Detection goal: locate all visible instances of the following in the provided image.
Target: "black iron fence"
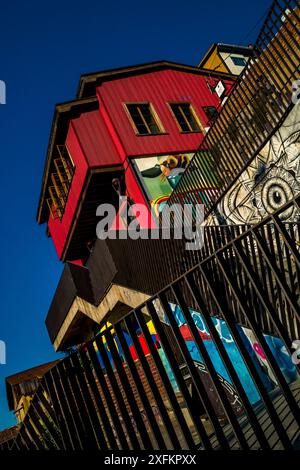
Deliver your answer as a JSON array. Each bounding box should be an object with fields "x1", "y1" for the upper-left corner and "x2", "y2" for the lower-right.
[
  {"x1": 10, "y1": 195, "x2": 300, "y2": 450},
  {"x1": 46, "y1": 209, "x2": 300, "y2": 348},
  {"x1": 45, "y1": 223, "x2": 249, "y2": 345},
  {"x1": 168, "y1": 0, "x2": 300, "y2": 218}
]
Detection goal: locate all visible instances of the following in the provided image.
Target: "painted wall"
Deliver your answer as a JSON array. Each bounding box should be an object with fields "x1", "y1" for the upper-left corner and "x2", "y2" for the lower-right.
[
  {"x1": 48, "y1": 69, "x2": 234, "y2": 259},
  {"x1": 133, "y1": 153, "x2": 194, "y2": 215},
  {"x1": 200, "y1": 47, "x2": 228, "y2": 74},
  {"x1": 91, "y1": 302, "x2": 298, "y2": 420},
  {"x1": 97, "y1": 70, "x2": 233, "y2": 157},
  {"x1": 219, "y1": 52, "x2": 249, "y2": 75},
  {"x1": 242, "y1": 327, "x2": 299, "y2": 386},
  {"x1": 164, "y1": 303, "x2": 274, "y2": 407},
  {"x1": 48, "y1": 110, "x2": 122, "y2": 259},
  {"x1": 210, "y1": 104, "x2": 300, "y2": 225}
]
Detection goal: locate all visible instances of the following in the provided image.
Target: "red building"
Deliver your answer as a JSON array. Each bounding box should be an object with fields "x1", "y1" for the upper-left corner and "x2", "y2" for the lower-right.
[{"x1": 37, "y1": 61, "x2": 235, "y2": 263}]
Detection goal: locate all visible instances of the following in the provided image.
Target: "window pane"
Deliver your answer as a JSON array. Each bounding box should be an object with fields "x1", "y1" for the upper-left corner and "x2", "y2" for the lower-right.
[
  {"x1": 203, "y1": 106, "x2": 218, "y2": 122},
  {"x1": 140, "y1": 104, "x2": 160, "y2": 134},
  {"x1": 127, "y1": 104, "x2": 161, "y2": 135},
  {"x1": 231, "y1": 56, "x2": 247, "y2": 66},
  {"x1": 171, "y1": 103, "x2": 200, "y2": 132}
]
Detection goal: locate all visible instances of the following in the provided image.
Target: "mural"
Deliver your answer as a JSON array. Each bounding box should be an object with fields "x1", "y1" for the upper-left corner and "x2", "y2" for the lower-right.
[
  {"x1": 89, "y1": 303, "x2": 298, "y2": 422},
  {"x1": 242, "y1": 327, "x2": 299, "y2": 386},
  {"x1": 212, "y1": 104, "x2": 300, "y2": 225},
  {"x1": 133, "y1": 153, "x2": 192, "y2": 215},
  {"x1": 164, "y1": 303, "x2": 273, "y2": 408}
]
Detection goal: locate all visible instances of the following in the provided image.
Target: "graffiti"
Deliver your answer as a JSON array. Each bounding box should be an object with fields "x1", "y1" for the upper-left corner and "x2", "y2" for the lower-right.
[
  {"x1": 292, "y1": 80, "x2": 300, "y2": 105},
  {"x1": 291, "y1": 340, "x2": 300, "y2": 365},
  {"x1": 194, "y1": 361, "x2": 243, "y2": 417},
  {"x1": 242, "y1": 328, "x2": 299, "y2": 386},
  {"x1": 93, "y1": 302, "x2": 298, "y2": 416},
  {"x1": 165, "y1": 303, "x2": 273, "y2": 405},
  {"x1": 213, "y1": 104, "x2": 300, "y2": 225}
]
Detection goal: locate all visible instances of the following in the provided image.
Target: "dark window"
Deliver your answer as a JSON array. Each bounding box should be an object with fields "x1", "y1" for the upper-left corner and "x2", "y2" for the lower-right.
[
  {"x1": 231, "y1": 56, "x2": 247, "y2": 66},
  {"x1": 126, "y1": 103, "x2": 163, "y2": 135},
  {"x1": 203, "y1": 106, "x2": 218, "y2": 122},
  {"x1": 170, "y1": 103, "x2": 202, "y2": 133}
]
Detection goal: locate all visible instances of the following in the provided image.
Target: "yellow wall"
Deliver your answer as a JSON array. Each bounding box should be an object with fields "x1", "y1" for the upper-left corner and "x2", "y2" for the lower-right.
[
  {"x1": 200, "y1": 47, "x2": 228, "y2": 74},
  {"x1": 15, "y1": 395, "x2": 32, "y2": 423}
]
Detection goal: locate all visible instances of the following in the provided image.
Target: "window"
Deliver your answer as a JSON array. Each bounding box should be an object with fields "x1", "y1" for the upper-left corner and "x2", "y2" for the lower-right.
[
  {"x1": 169, "y1": 103, "x2": 202, "y2": 133},
  {"x1": 231, "y1": 56, "x2": 247, "y2": 67},
  {"x1": 125, "y1": 103, "x2": 163, "y2": 135},
  {"x1": 203, "y1": 106, "x2": 218, "y2": 122},
  {"x1": 47, "y1": 145, "x2": 74, "y2": 220}
]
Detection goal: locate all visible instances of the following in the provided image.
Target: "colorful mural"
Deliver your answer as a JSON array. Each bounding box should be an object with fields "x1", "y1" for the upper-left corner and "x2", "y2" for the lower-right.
[
  {"x1": 211, "y1": 104, "x2": 300, "y2": 225},
  {"x1": 90, "y1": 302, "x2": 298, "y2": 421},
  {"x1": 242, "y1": 327, "x2": 299, "y2": 386},
  {"x1": 164, "y1": 303, "x2": 273, "y2": 407},
  {"x1": 133, "y1": 153, "x2": 193, "y2": 215}
]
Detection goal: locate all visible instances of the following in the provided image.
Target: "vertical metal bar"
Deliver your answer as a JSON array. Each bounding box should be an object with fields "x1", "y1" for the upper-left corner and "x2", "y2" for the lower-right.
[
  {"x1": 19, "y1": 425, "x2": 34, "y2": 450},
  {"x1": 185, "y1": 270, "x2": 271, "y2": 449},
  {"x1": 45, "y1": 368, "x2": 75, "y2": 449},
  {"x1": 23, "y1": 417, "x2": 43, "y2": 450},
  {"x1": 171, "y1": 281, "x2": 250, "y2": 449},
  {"x1": 158, "y1": 290, "x2": 230, "y2": 449},
  {"x1": 214, "y1": 252, "x2": 295, "y2": 448},
  {"x1": 94, "y1": 334, "x2": 141, "y2": 449},
  {"x1": 104, "y1": 328, "x2": 154, "y2": 450},
  {"x1": 27, "y1": 409, "x2": 50, "y2": 449},
  {"x1": 253, "y1": 229, "x2": 300, "y2": 323},
  {"x1": 70, "y1": 353, "x2": 109, "y2": 449},
  {"x1": 56, "y1": 360, "x2": 86, "y2": 449},
  {"x1": 78, "y1": 346, "x2": 117, "y2": 449},
  {"x1": 146, "y1": 299, "x2": 213, "y2": 449},
  {"x1": 128, "y1": 310, "x2": 191, "y2": 449},
  {"x1": 35, "y1": 385, "x2": 58, "y2": 427},
  {"x1": 86, "y1": 340, "x2": 129, "y2": 450},
  {"x1": 114, "y1": 321, "x2": 167, "y2": 450},
  {"x1": 31, "y1": 398, "x2": 62, "y2": 449},
  {"x1": 199, "y1": 260, "x2": 293, "y2": 449},
  {"x1": 229, "y1": 242, "x2": 300, "y2": 419}
]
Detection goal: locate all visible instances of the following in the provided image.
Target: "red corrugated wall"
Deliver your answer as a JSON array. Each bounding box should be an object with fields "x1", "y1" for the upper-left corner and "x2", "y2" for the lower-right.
[
  {"x1": 97, "y1": 69, "x2": 232, "y2": 157},
  {"x1": 48, "y1": 110, "x2": 123, "y2": 259},
  {"x1": 47, "y1": 68, "x2": 234, "y2": 260}
]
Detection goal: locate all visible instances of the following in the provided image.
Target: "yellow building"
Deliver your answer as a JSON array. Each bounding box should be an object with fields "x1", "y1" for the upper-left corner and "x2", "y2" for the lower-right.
[
  {"x1": 199, "y1": 43, "x2": 254, "y2": 76},
  {"x1": 5, "y1": 361, "x2": 59, "y2": 423}
]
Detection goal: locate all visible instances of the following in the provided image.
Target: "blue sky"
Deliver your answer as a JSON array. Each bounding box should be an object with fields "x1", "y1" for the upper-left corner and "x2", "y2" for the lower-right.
[{"x1": 0, "y1": 0, "x2": 272, "y2": 429}]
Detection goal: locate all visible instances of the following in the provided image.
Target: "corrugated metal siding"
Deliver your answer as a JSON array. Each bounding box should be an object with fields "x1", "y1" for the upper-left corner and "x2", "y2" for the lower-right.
[
  {"x1": 98, "y1": 69, "x2": 232, "y2": 156},
  {"x1": 47, "y1": 69, "x2": 234, "y2": 259},
  {"x1": 71, "y1": 109, "x2": 121, "y2": 167}
]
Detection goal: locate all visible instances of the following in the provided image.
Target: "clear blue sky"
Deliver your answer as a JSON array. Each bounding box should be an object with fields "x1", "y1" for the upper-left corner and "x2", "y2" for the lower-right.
[{"x1": 0, "y1": 0, "x2": 272, "y2": 429}]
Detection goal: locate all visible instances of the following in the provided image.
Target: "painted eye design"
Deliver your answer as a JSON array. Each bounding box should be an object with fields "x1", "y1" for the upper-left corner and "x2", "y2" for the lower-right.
[{"x1": 261, "y1": 177, "x2": 293, "y2": 213}]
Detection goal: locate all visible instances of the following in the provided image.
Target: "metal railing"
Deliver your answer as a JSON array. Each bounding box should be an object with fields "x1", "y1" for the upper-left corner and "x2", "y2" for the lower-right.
[
  {"x1": 46, "y1": 212, "x2": 300, "y2": 347},
  {"x1": 10, "y1": 195, "x2": 300, "y2": 450},
  {"x1": 45, "y1": 224, "x2": 249, "y2": 345},
  {"x1": 168, "y1": 0, "x2": 300, "y2": 218}
]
